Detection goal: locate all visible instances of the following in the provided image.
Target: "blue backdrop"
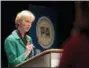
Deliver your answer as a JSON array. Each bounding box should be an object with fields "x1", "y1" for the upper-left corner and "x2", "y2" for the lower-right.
[{"x1": 28, "y1": 4, "x2": 59, "y2": 54}]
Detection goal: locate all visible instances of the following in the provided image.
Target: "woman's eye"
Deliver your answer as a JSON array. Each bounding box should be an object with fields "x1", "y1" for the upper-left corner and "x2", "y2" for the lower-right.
[{"x1": 25, "y1": 20, "x2": 29, "y2": 23}]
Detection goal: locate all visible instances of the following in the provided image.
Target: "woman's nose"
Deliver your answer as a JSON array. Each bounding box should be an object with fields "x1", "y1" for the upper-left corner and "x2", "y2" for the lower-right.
[{"x1": 28, "y1": 23, "x2": 31, "y2": 27}]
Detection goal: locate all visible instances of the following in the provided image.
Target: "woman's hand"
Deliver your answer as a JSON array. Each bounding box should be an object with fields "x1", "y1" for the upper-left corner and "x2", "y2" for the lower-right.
[{"x1": 24, "y1": 40, "x2": 33, "y2": 58}]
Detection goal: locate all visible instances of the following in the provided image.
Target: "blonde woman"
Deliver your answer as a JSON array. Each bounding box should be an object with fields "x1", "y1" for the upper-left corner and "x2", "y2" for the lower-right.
[{"x1": 4, "y1": 10, "x2": 36, "y2": 67}]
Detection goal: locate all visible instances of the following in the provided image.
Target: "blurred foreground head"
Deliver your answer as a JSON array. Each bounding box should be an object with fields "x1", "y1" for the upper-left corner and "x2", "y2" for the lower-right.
[{"x1": 73, "y1": 1, "x2": 89, "y2": 37}]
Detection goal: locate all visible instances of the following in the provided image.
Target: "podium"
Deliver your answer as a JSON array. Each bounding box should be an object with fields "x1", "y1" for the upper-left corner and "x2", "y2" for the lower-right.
[{"x1": 15, "y1": 49, "x2": 63, "y2": 67}]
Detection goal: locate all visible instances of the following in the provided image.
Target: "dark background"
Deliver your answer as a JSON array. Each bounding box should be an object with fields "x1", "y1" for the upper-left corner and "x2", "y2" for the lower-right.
[{"x1": 1, "y1": 1, "x2": 75, "y2": 67}]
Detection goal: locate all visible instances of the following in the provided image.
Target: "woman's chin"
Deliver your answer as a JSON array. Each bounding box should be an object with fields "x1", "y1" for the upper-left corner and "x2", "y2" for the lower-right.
[{"x1": 25, "y1": 30, "x2": 29, "y2": 32}]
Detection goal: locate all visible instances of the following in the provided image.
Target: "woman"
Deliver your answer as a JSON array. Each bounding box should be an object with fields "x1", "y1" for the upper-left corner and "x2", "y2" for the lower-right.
[{"x1": 4, "y1": 10, "x2": 36, "y2": 67}]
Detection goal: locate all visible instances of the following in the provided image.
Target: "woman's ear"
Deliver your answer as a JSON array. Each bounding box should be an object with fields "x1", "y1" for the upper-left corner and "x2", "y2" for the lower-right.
[
  {"x1": 17, "y1": 22, "x2": 20, "y2": 25},
  {"x1": 16, "y1": 21, "x2": 20, "y2": 28}
]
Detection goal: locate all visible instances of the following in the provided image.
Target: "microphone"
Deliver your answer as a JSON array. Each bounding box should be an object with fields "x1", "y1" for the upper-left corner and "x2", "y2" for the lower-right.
[
  {"x1": 27, "y1": 40, "x2": 35, "y2": 48},
  {"x1": 30, "y1": 43, "x2": 35, "y2": 48}
]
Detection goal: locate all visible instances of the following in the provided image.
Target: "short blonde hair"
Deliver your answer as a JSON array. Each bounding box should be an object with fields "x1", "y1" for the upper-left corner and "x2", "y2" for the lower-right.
[{"x1": 15, "y1": 10, "x2": 35, "y2": 27}]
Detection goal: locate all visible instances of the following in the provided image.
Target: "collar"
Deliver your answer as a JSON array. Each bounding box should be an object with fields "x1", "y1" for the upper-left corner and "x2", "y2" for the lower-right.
[
  {"x1": 12, "y1": 30, "x2": 21, "y2": 39},
  {"x1": 12, "y1": 30, "x2": 29, "y2": 40}
]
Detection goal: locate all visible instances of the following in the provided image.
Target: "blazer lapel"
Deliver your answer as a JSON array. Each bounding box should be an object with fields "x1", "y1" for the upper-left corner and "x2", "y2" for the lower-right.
[{"x1": 12, "y1": 30, "x2": 26, "y2": 48}]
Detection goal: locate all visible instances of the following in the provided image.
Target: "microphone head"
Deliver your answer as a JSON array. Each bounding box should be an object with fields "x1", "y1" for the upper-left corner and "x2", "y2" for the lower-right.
[{"x1": 31, "y1": 44, "x2": 35, "y2": 48}]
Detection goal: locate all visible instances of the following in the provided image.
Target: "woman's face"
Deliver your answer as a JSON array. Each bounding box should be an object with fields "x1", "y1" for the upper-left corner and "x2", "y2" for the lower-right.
[{"x1": 18, "y1": 16, "x2": 32, "y2": 33}]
